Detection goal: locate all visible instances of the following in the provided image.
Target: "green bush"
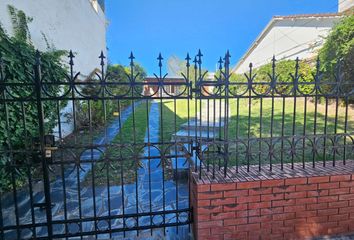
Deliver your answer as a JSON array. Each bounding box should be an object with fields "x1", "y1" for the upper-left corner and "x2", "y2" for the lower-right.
[
  {"x1": 0, "y1": 6, "x2": 67, "y2": 191},
  {"x1": 319, "y1": 14, "x2": 354, "y2": 100},
  {"x1": 76, "y1": 63, "x2": 147, "y2": 128},
  {"x1": 255, "y1": 59, "x2": 313, "y2": 94},
  {"x1": 230, "y1": 59, "x2": 314, "y2": 95}
]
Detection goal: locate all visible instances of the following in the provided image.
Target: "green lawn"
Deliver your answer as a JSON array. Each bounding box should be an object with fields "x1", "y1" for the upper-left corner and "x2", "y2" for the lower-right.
[
  {"x1": 228, "y1": 98, "x2": 354, "y2": 138},
  {"x1": 160, "y1": 97, "x2": 354, "y2": 167},
  {"x1": 83, "y1": 97, "x2": 354, "y2": 182},
  {"x1": 160, "y1": 99, "x2": 198, "y2": 145},
  {"x1": 226, "y1": 97, "x2": 354, "y2": 167}
]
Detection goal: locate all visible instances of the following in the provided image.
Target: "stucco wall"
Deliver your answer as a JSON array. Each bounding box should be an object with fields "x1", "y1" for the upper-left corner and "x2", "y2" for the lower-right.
[
  {"x1": 0, "y1": 0, "x2": 107, "y2": 137},
  {"x1": 0, "y1": 0, "x2": 106, "y2": 75},
  {"x1": 339, "y1": 0, "x2": 354, "y2": 12},
  {"x1": 234, "y1": 17, "x2": 341, "y2": 74}
]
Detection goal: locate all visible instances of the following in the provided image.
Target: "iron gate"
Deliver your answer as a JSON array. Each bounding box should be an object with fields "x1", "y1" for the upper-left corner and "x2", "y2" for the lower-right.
[
  {"x1": 0, "y1": 49, "x2": 234, "y2": 239},
  {"x1": 1, "y1": 47, "x2": 354, "y2": 239}
]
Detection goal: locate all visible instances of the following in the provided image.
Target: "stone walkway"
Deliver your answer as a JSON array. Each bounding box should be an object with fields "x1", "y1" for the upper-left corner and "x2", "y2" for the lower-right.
[
  {"x1": 121, "y1": 101, "x2": 191, "y2": 240},
  {"x1": 315, "y1": 235, "x2": 354, "y2": 240},
  {"x1": 1, "y1": 101, "x2": 193, "y2": 239}
]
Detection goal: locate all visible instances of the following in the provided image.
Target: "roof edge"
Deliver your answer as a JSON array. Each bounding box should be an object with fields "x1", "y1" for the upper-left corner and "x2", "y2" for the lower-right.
[
  {"x1": 232, "y1": 17, "x2": 276, "y2": 73},
  {"x1": 273, "y1": 12, "x2": 343, "y2": 19},
  {"x1": 232, "y1": 13, "x2": 344, "y2": 73}
]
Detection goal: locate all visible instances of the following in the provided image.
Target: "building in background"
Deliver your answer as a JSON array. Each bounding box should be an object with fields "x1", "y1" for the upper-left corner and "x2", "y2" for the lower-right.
[
  {"x1": 143, "y1": 75, "x2": 216, "y2": 97},
  {"x1": 0, "y1": 0, "x2": 106, "y2": 75},
  {"x1": 339, "y1": 0, "x2": 354, "y2": 12},
  {"x1": 0, "y1": 0, "x2": 107, "y2": 137},
  {"x1": 143, "y1": 77, "x2": 186, "y2": 97},
  {"x1": 233, "y1": 0, "x2": 353, "y2": 74}
]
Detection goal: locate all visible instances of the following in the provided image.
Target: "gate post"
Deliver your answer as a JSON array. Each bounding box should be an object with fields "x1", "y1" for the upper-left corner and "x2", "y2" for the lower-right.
[{"x1": 34, "y1": 50, "x2": 53, "y2": 238}]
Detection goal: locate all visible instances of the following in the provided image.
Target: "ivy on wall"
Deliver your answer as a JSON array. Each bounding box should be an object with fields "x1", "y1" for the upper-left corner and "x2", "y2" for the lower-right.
[{"x1": 0, "y1": 5, "x2": 67, "y2": 191}]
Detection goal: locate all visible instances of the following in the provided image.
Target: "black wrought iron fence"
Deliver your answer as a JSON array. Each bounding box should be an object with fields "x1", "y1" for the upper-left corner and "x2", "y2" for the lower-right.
[
  {"x1": 196, "y1": 54, "x2": 354, "y2": 180},
  {"x1": 0, "y1": 48, "x2": 353, "y2": 239},
  {"x1": 0, "y1": 50, "x2": 194, "y2": 239}
]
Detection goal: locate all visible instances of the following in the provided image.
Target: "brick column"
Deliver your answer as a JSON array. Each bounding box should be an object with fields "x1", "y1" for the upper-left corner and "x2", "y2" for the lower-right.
[{"x1": 190, "y1": 161, "x2": 354, "y2": 240}]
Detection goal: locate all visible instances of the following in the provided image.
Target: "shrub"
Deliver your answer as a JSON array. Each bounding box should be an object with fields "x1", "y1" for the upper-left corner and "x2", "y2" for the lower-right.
[
  {"x1": 0, "y1": 6, "x2": 67, "y2": 191},
  {"x1": 319, "y1": 14, "x2": 354, "y2": 101},
  {"x1": 76, "y1": 63, "x2": 147, "y2": 128},
  {"x1": 230, "y1": 59, "x2": 314, "y2": 95}
]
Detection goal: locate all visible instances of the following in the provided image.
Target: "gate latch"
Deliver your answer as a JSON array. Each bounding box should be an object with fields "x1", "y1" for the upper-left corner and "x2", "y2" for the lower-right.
[
  {"x1": 44, "y1": 146, "x2": 58, "y2": 158},
  {"x1": 31, "y1": 134, "x2": 57, "y2": 162},
  {"x1": 44, "y1": 135, "x2": 57, "y2": 158}
]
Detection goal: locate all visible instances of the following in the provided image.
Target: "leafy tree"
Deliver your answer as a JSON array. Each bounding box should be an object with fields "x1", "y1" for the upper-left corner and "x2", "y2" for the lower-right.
[
  {"x1": 76, "y1": 63, "x2": 147, "y2": 128},
  {"x1": 319, "y1": 14, "x2": 354, "y2": 100},
  {"x1": 124, "y1": 63, "x2": 147, "y2": 95}
]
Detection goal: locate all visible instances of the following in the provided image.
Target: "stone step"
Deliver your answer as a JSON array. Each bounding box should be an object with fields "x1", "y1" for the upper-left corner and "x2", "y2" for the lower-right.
[
  {"x1": 180, "y1": 119, "x2": 225, "y2": 132},
  {"x1": 172, "y1": 129, "x2": 217, "y2": 142}
]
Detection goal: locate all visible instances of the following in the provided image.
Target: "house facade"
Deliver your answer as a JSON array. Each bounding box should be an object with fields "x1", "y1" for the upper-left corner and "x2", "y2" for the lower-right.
[
  {"x1": 232, "y1": 0, "x2": 353, "y2": 74},
  {"x1": 0, "y1": 0, "x2": 107, "y2": 137},
  {"x1": 143, "y1": 75, "x2": 216, "y2": 97},
  {"x1": 0, "y1": 0, "x2": 107, "y2": 76},
  {"x1": 143, "y1": 77, "x2": 186, "y2": 97}
]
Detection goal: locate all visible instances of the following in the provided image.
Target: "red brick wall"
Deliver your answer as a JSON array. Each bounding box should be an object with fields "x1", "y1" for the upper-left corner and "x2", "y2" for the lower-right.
[{"x1": 191, "y1": 162, "x2": 354, "y2": 240}]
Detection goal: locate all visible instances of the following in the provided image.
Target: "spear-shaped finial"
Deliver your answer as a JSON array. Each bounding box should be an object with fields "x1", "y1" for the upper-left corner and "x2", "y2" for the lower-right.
[
  {"x1": 272, "y1": 55, "x2": 276, "y2": 68},
  {"x1": 129, "y1": 51, "x2": 135, "y2": 67},
  {"x1": 271, "y1": 55, "x2": 276, "y2": 77},
  {"x1": 197, "y1": 49, "x2": 203, "y2": 65},
  {"x1": 68, "y1": 50, "x2": 75, "y2": 66},
  {"x1": 295, "y1": 57, "x2": 299, "y2": 71},
  {"x1": 157, "y1": 53, "x2": 163, "y2": 68},
  {"x1": 193, "y1": 56, "x2": 198, "y2": 70},
  {"x1": 218, "y1": 57, "x2": 223, "y2": 70},
  {"x1": 185, "y1": 53, "x2": 191, "y2": 67},
  {"x1": 314, "y1": 56, "x2": 321, "y2": 87},
  {"x1": 316, "y1": 56, "x2": 320, "y2": 71},
  {"x1": 224, "y1": 50, "x2": 231, "y2": 64},
  {"x1": 99, "y1": 51, "x2": 106, "y2": 66}
]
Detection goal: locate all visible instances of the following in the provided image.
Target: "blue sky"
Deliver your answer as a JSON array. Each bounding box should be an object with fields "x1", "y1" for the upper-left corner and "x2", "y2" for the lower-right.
[{"x1": 106, "y1": 0, "x2": 338, "y2": 75}]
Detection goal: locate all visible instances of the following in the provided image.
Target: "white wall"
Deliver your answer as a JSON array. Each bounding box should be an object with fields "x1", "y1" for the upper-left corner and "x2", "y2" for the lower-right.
[
  {"x1": 0, "y1": 0, "x2": 107, "y2": 137},
  {"x1": 0, "y1": 0, "x2": 106, "y2": 75},
  {"x1": 234, "y1": 17, "x2": 341, "y2": 74},
  {"x1": 339, "y1": 0, "x2": 354, "y2": 12}
]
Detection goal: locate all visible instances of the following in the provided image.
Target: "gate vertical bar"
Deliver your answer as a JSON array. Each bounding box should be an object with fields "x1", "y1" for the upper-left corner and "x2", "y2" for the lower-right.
[
  {"x1": 197, "y1": 50, "x2": 203, "y2": 179},
  {"x1": 34, "y1": 50, "x2": 53, "y2": 238},
  {"x1": 223, "y1": 51, "x2": 230, "y2": 177},
  {"x1": 193, "y1": 56, "x2": 198, "y2": 173}
]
